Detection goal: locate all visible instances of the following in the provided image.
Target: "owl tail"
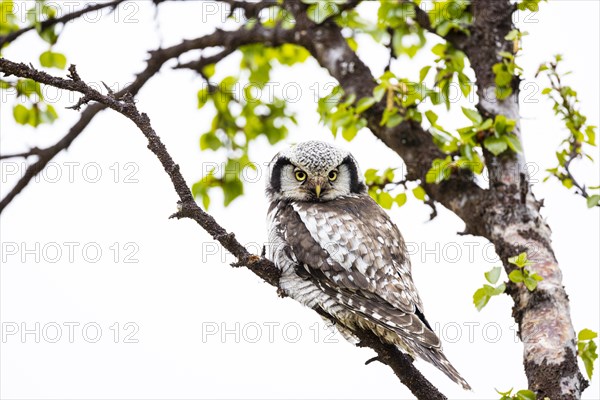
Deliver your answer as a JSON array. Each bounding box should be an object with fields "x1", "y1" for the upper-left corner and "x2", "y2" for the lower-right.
[{"x1": 421, "y1": 349, "x2": 472, "y2": 390}]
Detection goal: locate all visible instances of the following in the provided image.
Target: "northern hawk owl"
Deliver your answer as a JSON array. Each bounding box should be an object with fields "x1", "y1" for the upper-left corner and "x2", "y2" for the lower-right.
[{"x1": 265, "y1": 140, "x2": 470, "y2": 390}]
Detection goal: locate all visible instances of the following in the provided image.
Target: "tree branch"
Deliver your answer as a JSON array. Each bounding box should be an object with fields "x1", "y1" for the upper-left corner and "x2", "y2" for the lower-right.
[
  {"x1": 0, "y1": 0, "x2": 126, "y2": 48},
  {"x1": 0, "y1": 146, "x2": 44, "y2": 160},
  {"x1": 453, "y1": 0, "x2": 588, "y2": 397},
  {"x1": 0, "y1": 24, "x2": 293, "y2": 214},
  {"x1": 0, "y1": 57, "x2": 448, "y2": 400},
  {"x1": 174, "y1": 47, "x2": 237, "y2": 73}
]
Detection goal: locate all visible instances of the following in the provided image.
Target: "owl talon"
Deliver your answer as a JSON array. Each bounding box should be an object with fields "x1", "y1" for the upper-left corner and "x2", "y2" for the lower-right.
[{"x1": 365, "y1": 356, "x2": 380, "y2": 365}]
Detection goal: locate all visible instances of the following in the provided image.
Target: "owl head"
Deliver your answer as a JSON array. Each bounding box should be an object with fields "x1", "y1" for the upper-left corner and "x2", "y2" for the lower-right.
[{"x1": 266, "y1": 141, "x2": 367, "y2": 202}]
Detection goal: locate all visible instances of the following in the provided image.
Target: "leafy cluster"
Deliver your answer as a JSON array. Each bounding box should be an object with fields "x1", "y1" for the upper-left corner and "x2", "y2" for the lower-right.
[
  {"x1": 316, "y1": 87, "x2": 369, "y2": 142},
  {"x1": 377, "y1": 1, "x2": 426, "y2": 58},
  {"x1": 492, "y1": 51, "x2": 520, "y2": 100},
  {"x1": 1, "y1": 0, "x2": 66, "y2": 126},
  {"x1": 193, "y1": 44, "x2": 306, "y2": 208},
  {"x1": 577, "y1": 328, "x2": 598, "y2": 380},
  {"x1": 428, "y1": 0, "x2": 472, "y2": 37},
  {"x1": 240, "y1": 43, "x2": 309, "y2": 88},
  {"x1": 363, "y1": 168, "x2": 429, "y2": 209},
  {"x1": 426, "y1": 108, "x2": 521, "y2": 184},
  {"x1": 507, "y1": 252, "x2": 543, "y2": 291},
  {"x1": 537, "y1": 55, "x2": 599, "y2": 208},
  {"x1": 1, "y1": 0, "x2": 66, "y2": 63},
  {"x1": 473, "y1": 252, "x2": 543, "y2": 311},
  {"x1": 430, "y1": 42, "x2": 471, "y2": 109},
  {"x1": 491, "y1": 26, "x2": 533, "y2": 101},
  {"x1": 4, "y1": 79, "x2": 58, "y2": 127}
]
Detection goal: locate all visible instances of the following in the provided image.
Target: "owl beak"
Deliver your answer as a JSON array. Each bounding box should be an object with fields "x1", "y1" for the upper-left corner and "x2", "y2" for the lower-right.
[{"x1": 308, "y1": 177, "x2": 327, "y2": 199}]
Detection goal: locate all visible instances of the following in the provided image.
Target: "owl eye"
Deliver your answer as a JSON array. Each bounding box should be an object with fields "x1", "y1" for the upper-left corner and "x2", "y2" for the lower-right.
[
  {"x1": 328, "y1": 170, "x2": 338, "y2": 181},
  {"x1": 295, "y1": 170, "x2": 307, "y2": 182}
]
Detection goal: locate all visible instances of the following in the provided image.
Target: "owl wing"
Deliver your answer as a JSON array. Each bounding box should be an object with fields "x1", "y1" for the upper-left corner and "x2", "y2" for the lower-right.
[{"x1": 279, "y1": 195, "x2": 440, "y2": 349}]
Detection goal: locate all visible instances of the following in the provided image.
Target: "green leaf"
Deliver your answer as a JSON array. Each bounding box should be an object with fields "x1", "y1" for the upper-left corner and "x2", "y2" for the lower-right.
[
  {"x1": 586, "y1": 194, "x2": 600, "y2": 208},
  {"x1": 508, "y1": 270, "x2": 524, "y2": 283},
  {"x1": 39, "y1": 50, "x2": 67, "y2": 69},
  {"x1": 478, "y1": 118, "x2": 493, "y2": 131},
  {"x1": 523, "y1": 276, "x2": 539, "y2": 291},
  {"x1": 386, "y1": 114, "x2": 404, "y2": 128},
  {"x1": 355, "y1": 97, "x2": 376, "y2": 113},
  {"x1": 508, "y1": 252, "x2": 532, "y2": 268},
  {"x1": 494, "y1": 114, "x2": 507, "y2": 134},
  {"x1": 577, "y1": 328, "x2": 599, "y2": 379},
  {"x1": 419, "y1": 65, "x2": 431, "y2": 82},
  {"x1": 585, "y1": 125, "x2": 596, "y2": 145},
  {"x1": 16, "y1": 79, "x2": 42, "y2": 99},
  {"x1": 222, "y1": 177, "x2": 244, "y2": 206},
  {"x1": 13, "y1": 104, "x2": 29, "y2": 125},
  {"x1": 342, "y1": 123, "x2": 359, "y2": 141},
  {"x1": 197, "y1": 88, "x2": 210, "y2": 109},
  {"x1": 485, "y1": 266, "x2": 502, "y2": 284},
  {"x1": 484, "y1": 136, "x2": 509, "y2": 156},
  {"x1": 462, "y1": 107, "x2": 482, "y2": 124},
  {"x1": 306, "y1": 2, "x2": 340, "y2": 24},
  {"x1": 504, "y1": 134, "x2": 523, "y2": 153},
  {"x1": 41, "y1": 104, "x2": 58, "y2": 124},
  {"x1": 431, "y1": 43, "x2": 446, "y2": 57},
  {"x1": 562, "y1": 178, "x2": 574, "y2": 189},
  {"x1": 426, "y1": 156, "x2": 452, "y2": 184},
  {"x1": 412, "y1": 186, "x2": 426, "y2": 201},
  {"x1": 580, "y1": 339, "x2": 598, "y2": 380},
  {"x1": 378, "y1": 191, "x2": 393, "y2": 209},
  {"x1": 373, "y1": 85, "x2": 386, "y2": 102},
  {"x1": 364, "y1": 168, "x2": 378, "y2": 184},
  {"x1": 27, "y1": 106, "x2": 40, "y2": 127},
  {"x1": 200, "y1": 132, "x2": 222, "y2": 151},
  {"x1": 425, "y1": 110, "x2": 438, "y2": 125},
  {"x1": 498, "y1": 51, "x2": 514, "y2": 60},
  {"x1": 202, "y1": 64, "x2": 215, "y2": 78},
  {"x1": 579, "y1": 329, "x2": 599, "y2": 341},
  {"x1": 39, "y1": 27, "x2": 58, "y2": 45},
  {"x1": 473, "y1": 283, "x2": 505, "y2": 311},
  {"x1": 383, "y1": 168, "x2": 395, "y2": 182},
  {"x1": 346, "y1": 36, "x2": 358, "y2": 51},
  {"x1": 505, "y1": 29, "x2": 520, "y2": 41},
  {"x1": 395, "y1": 193, "x2": 407, "y2": 207},
  {"x1": 473, "y1": 287, "x2": 491, "y2": 311}
]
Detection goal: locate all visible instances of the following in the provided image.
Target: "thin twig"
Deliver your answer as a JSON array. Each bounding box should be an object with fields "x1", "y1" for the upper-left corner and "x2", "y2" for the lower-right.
[
  {"x1": 0, "y1": 147, "x2": 44, "y2": 160},
  {"x1": 0, "y1": 0, "x2": 126, "y2": 48}
]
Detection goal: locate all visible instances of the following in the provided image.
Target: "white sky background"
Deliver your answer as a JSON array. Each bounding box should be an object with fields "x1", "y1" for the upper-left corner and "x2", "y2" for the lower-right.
[{"x1": 0, "y1": 1, "x2": 598, "y2": 399}]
